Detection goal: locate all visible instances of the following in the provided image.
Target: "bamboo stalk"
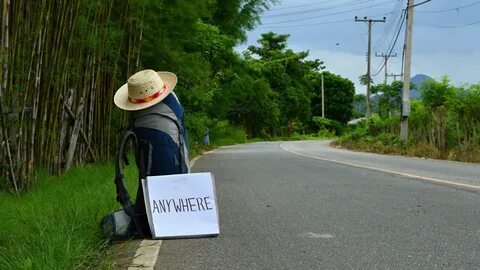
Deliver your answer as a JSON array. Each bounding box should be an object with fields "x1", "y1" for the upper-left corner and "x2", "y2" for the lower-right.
[
  {"x1": 1, "y1": 0, "x2": 18, "y2": 193},
  {"x1": 56, "y1": 88, "x2": 73, "y2": 173}
]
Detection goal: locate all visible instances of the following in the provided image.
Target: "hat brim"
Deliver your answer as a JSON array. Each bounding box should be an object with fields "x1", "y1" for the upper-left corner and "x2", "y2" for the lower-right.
[{"x1": 114, "y1": 71, "x2": 177, "y2": 111}]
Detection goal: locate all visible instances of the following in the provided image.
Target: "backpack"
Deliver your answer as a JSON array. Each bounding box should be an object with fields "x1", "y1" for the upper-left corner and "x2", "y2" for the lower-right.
[{"x1": 101, "y1": 93, "x2": 190, "y2": 240}]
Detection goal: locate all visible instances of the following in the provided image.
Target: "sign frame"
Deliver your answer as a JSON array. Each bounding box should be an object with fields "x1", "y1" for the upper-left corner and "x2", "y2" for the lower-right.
[{"x1": 141, "y1": 172, "x2": 220, "y2": 239}]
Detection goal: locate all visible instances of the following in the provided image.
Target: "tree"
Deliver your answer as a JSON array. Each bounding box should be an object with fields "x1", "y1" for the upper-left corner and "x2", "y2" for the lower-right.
[
  {"x1": 420, "y1": 76, "x2": 457, "y2": 154},
  {"x1": 247, "y1": 32, "x2": 318, "y2": 136},
  {"x1": 371, "y1": 81, "x2": 409, "y2": 118},
  {"x1": 211, "y1": 0, "x2": 276, "y2": 43},
  {"x1": 312, "y1": 72, "x2": 355, "y2": 124},
  {"x1": 352, "y1": 94, "x2": 366, "y2": 117},
  {"x1": 359, "y1": 74, "x2": 374, "y2": 86}
]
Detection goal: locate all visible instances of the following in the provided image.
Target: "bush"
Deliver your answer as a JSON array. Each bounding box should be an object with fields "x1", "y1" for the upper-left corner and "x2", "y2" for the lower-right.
[
  {"x1": 209, "y1": 120, "x2": 247, "y2": 146},
  {"x1": 312, "y1": 116, "x2": 346, "y2": 135}
]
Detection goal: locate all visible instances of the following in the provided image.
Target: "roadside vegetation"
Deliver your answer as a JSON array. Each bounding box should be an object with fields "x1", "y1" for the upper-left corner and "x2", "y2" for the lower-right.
[
  {"x1": 2, "y1": 1, "x2": 478, "y2": 268},
  {"x1": 336, "y1": 77, "x2": 480, "y2": 163},
  {"x1": 0, "y1": 164, "x2": 138, "y2": 269},
  {"x1": 1, "y1": 1, "x2": 354, "y2": 194}
]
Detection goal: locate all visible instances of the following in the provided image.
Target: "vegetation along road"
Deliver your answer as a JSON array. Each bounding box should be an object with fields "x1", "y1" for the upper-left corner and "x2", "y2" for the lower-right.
[{"x1": 155, "y1": 141, "x2": 480, "y2": 269}]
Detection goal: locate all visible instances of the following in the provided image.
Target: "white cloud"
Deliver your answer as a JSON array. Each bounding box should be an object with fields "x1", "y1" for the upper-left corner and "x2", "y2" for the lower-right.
[{"x1": 291, "y1": 45, "x2": 480, "y2": 94}]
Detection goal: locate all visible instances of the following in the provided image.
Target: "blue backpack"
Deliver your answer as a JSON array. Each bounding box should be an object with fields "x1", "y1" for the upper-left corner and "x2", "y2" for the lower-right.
[{"x1": 101, "y1": 93, "x2": 190, "y2": 239}]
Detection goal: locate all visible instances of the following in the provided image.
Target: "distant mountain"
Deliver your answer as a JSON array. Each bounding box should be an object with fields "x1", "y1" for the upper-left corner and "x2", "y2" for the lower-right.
[
  {"x1": 369, "y1": 73, "x2": 433, "y2": 112},
  {"x1": 410, "y1": 74, "x2": 433, "y2": 99}
]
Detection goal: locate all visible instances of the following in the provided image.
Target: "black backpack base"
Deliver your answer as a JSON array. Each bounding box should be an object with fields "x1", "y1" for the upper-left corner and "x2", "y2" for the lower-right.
[{"x1": 101, "y1": 209, "x2": 138, "y2": 241}]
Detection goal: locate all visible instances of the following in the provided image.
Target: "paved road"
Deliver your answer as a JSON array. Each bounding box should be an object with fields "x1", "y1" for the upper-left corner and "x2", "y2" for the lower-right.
[{"x1": 155, "y1": 141, "x2": 480, "y2": 269}]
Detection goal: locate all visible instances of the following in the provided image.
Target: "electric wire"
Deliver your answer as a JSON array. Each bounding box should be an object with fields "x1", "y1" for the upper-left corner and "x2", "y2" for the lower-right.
[
  {"x1": 372, "y1": 0, "x2": 405, "y2": 53},
  {"x1": 372, "y1": 8, "x2": 406, "y2": 77},
  {"x1": 417, "y1": 0, "x2": 480, "y2": 13},
  {"x1": 257, "y1": 11, "x2": 395, "y2": 29},
  {"x1": 263, "y1": 0, "x2": 374, "y2": 18},
  {"x1": 411, "y1": 0, "x2": 432, "y2": 8},
  {"x1": 423, "y1": 19, "x2": 480, "y2": 28},
  {"x1": 261, "y1": 0, "x2": 397, "y2": 25},
  {"x1": 267, "y1": 0, "x2": 357, "y2": 12}
]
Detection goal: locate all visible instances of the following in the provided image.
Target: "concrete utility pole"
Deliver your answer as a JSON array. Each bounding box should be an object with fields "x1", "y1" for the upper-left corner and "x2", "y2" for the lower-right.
[
  {"x1": 319, "y1": 65, "x2": 326, "y2": 118},
  {"x1": 321, "y1": 72, "x2": 325, "y2": 118},
  {"x1": 401, "y1": 0, "x2": 415, "y2": 142},
  {"x1": 375, "y1": 53, "x2": 397, "y2": 84},
  {"x1": 355, "y1": 16, "x2": 386, "y2": 118}
]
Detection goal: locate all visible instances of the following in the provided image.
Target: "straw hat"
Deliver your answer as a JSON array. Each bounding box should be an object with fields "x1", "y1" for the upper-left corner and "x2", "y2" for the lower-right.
[{"x1": 114, "y1": 69, "x2": 177, "y2": 111}]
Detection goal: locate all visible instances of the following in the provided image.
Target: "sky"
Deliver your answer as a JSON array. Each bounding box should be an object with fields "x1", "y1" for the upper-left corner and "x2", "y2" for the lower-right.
[{"x1": 237, "y1": 0, "x2": 480, "y2": 94}]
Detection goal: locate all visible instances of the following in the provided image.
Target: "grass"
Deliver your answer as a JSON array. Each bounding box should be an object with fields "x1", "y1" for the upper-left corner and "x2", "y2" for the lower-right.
[
  {"x1": 0, "y1": 129, "x2": 334, "y2": 270},
  {"x1": 0, "y1": 162, "x2": 138, "y2": 270},
  {"x1": 0, "y1": 127, "x2": 245, "y2": 270},
  {"x1": 334, "y1": 133, "x2": 480, "y2": 163}
]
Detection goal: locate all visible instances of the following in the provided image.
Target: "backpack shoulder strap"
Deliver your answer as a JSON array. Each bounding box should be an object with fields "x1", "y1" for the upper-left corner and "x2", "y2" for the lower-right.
[
  {"x1": 130, "y1": 94, "x2": 190, "y2": 173},
  {"x1": 114, "y1": 128, "x2": 145, "y2": 236}
]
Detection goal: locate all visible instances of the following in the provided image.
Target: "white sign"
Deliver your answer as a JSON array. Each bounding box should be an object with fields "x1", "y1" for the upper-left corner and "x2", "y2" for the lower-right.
[{"x1": 142, "y1": 172, "x2": 220, "y2": 239}]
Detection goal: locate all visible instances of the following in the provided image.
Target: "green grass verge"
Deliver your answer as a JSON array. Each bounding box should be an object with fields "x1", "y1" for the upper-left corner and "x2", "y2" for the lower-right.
[
  {"x1": 0, "y1": 131, "x2": 332, "y2": 270},
  {"x1": 0, "y1": 162, "x2": 138, "y2": 269},
  {"x1": 334, "y1": 132, "x2": 480, "y2": 163}
]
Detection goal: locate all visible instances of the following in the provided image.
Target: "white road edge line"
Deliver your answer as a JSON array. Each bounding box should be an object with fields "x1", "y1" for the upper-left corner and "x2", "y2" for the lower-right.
[
  {"x1": 127, "y1": 147, "x2": 219, "y2": 269},
  {"x1": 128, "y1": 240, "x2": 162, "y2": 270},
  {"x1": 280, "y1": 143, "x2": 480, "y2": 191}
]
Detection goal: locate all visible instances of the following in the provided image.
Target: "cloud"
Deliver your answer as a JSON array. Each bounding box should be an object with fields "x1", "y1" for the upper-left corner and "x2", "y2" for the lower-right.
[
  {"x1": 413, "y1": 52, "x2": 480, "y2": 86},
  {"x1": 289, "y1": 44, "x2": 480, "y2": 94}
]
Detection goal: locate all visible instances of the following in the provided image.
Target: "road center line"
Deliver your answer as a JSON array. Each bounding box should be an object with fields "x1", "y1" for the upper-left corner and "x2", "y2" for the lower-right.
[{"x1": 280, "y1": 143, "x2": 480, "y2": 191}]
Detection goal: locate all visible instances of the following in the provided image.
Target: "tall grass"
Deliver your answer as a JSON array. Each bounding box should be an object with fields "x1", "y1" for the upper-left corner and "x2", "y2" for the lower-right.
[{"x1": 0, "y1": 163, "x2": 138, "y2": 269}]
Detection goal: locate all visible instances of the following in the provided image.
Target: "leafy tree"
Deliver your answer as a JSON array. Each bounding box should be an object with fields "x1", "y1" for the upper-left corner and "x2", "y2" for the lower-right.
[
  {"x1": 359, "y1": 74, "x2": 374, "y2": 86},
  {"x1": 371, "y1": 80, "x2": 415, "y2": 119},
  {"x1": 420, "y1": 77, "x2": 456, "y2": 109},
  {"x1": 450, "y1": 83, "x2": 480, "y2": 147},
  {"x1": 311, "y1": 72, "x2": 355, "y2": 124},
  {"x1": 247, "y1": 32, "x2": 318, "y2": 136},
  {"x1": 419, "y1": 77, "x2": 457, "y2": 154},
  {"x1": 352, "y1": 93, "x2": 366, "y2": 117},
  {"x1": 210, "y1": 0, "x2": 276, "y2": 43},
  {"x1": 217, "y1": 61, "x2": 280, "y2": 138}
]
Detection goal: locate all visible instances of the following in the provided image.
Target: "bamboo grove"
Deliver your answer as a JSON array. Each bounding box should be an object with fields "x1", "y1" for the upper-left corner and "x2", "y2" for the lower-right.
[
  {"x1": 1, "y1": 0, "x2": 146, "y2": 193},
  {"x1": 1, "y1": 0, "x2": 358, "y2": 194}
]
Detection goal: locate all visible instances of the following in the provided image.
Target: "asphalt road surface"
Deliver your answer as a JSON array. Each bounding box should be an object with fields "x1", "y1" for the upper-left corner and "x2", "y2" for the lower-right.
[{"x1": 155, "y1": 141, "x2": 480, "y2": 269}]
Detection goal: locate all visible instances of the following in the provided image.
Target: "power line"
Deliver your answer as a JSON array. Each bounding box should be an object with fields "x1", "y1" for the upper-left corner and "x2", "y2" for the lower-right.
[
  {"x1": 259, "y1": 18, "x2": 352, "y2": 29},
  {"x1": 372, "y1": 0, "x2": 405, "y2": 53},
  {"x1": 423, "y1": 19, "x2": 480, "y2": 28},
  {"x1": 263, "y1": 0, "x2": 373, "y2": 18},
  {"x1": 412, "y1": 0, "x2": 432, "y2": 7},
  {"x1": 417, "y1": 0, "x2": 480, "y2": 13},
  {"x1": 261, "y1": 0, "x2": 397, "y2": 25},
  {"x1": 267, "y1": 0, "x2": 352, "y2": 12},
  {"x1": 375, "y1": 52, "x2": 398, "y2": 84},
  {"x1": 372, "y1": 9, "x2": 406, "y2": 77},
  {"x1": 257, "y1": 11, "x2": 394, "y2": 29}
]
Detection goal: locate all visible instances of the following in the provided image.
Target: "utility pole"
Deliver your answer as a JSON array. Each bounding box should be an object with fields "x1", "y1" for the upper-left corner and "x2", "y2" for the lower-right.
[
  {"x1": 319, "y1": 65, "x2": 326, "y2": 118},
  {"x1": 321, "y1": 72, "x2": 325, "y2": 117},
  {"x1": 401, "y1": 0, "x2": 414, "y2": 142},
  {"x1": 387, "y1": 73, "x2": 403, "y2": 82},
  {"x1": 375, "y1": 53, "x2": 397, "y2": 84},
  {"x1": 355, "y1": 16, "x2": 386, "y2": 118}
]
